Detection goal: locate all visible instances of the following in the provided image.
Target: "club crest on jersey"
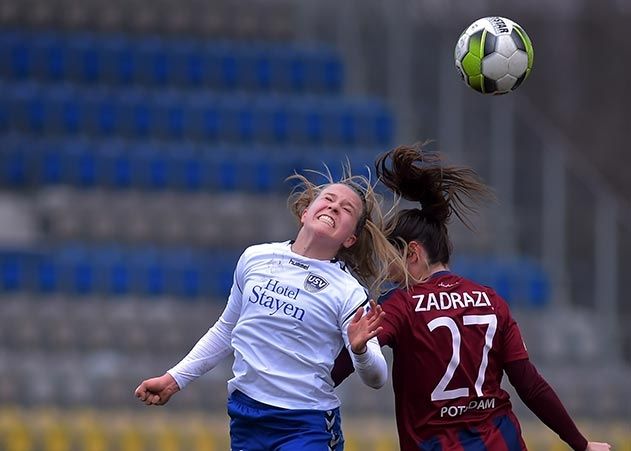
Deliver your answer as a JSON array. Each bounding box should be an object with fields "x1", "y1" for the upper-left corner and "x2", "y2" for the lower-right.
[{"x1": 304, "y1": 273, "x2": 329, "y2": 292}]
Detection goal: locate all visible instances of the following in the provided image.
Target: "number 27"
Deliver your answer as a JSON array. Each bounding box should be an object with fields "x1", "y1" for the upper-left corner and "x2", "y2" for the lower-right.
[{"x1": 427, "y1": 314, "x2": 497, "y2": 401}]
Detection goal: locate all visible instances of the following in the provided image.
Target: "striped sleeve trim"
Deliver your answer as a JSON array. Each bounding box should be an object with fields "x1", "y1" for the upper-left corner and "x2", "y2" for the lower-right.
[{"x1": 343, "y1": 296, "x2": 370, "y2": 323}]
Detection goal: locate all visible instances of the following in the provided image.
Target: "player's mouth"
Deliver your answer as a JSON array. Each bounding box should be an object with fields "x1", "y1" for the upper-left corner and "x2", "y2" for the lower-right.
[{"x1": 317, "y1": 214, "x2": 335, "y2": 228}]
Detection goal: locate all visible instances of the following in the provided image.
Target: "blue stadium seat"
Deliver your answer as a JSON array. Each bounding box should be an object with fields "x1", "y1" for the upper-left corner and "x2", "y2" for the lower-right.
[
  {"x1": 210, "y1": 42, "x2": 240, "y2": 91},
  {"x1": 95, "y1": 139, "x2": 133, "y2": 189},
  {"x1": 31, "y1": 33, "x2": 66, "y2": 82},
  {"x1": 189, "y1": 93, "x2": 222, "y2": 141},
  {"x1": 516, "y1": 258, "x2": 550, "y2": 307},
  {"x1": 319, "y1": 48, "x2": 344, "y2": 93},
  {"x1": 0, "y1": 31, "x2": 31, "y2": 80},
  {"x1": 66, "y1": 34, "x2": 102, "y2": 83},
  {"x1": 252, "y1": 97, "x2": 289, "y2": 144},
  {"x1": 210, "y1": 249, "x2": 240, "y2": 296},
  {"x1": 129, "y1": 247, "x2": 166, "y2": 297},
  {"x1": 0, "y1": 136, "x2": 29, "y2": 187},
  {"x1": 0, "y1": 83, "x2": 8, "y2": 132},
  {"x1": 167, "y1": 39, "x2": 204, "y2": 87},
  {"x1": 219, "y1": 95, "x2": 258, "y2": 143},
  {"x1": 136, "y1": 37, "x2": 172, "y2": 86},
  {"x1": 100, "y1": 35, "x2": 137, "y2": 85},
  {"x1": 34, "y1": 138, "x2": 64, "y2": 185},
  {"x1": 245, "y1": 45, "x2": 273, "y2": 92},
  {"x1": 268, "y1": 47, "x2": 304, "y2": 93},
  {"x1": 129, "y1": 144, "x2": 169, "y2": 190},
  {"x1": 48, "y1": 85, "x2": 83, "y2": 134},
  {"x1": 165, "y1": 249, "x2": 203, "y2": 299},
  {"x1": 35, "y1": 252, "x2": 59, "y2": 293},
  {"x1": 0, "y1": 250, "x2": 27, "y2": 292},
  {"x1": 84, "y1": 87, "x2": 122, "y2": 135},
  {"x1": 95, "y1": 246, "x2": 130, "y2": 296},
  {"x1": 373, "y1": 106, "x2": 394, "y2": 146},
  {"x1": 119, "y1": 88, "x2": 155, "y2": 138},
  {"x1": 451, "y1": 255, "x2": 550, "y2": 308},
  {"x1": 170, "y1": 144, "x2": 203, "y2": 191},
  {"x1": 213, "y1": 148, "x2": 239, "y2": 191},
  {"x1": 64, "y1": 138, "x2": 98, "y2": 188},
  {"x1": 9, "y1": 82, "x2": 48, "y2": 133},
  {"x1": 57, "y1": 245, "x2": 95, "y2": 295},
  {"x1": 154, "y1": 90, "x2": 188, "y2": 140},
  {"x1": 284, "y1": 98, "x2": 324, "y2": 145}
]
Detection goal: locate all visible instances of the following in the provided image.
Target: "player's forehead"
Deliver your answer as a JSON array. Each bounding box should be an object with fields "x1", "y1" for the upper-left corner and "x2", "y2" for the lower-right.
[{"x1": 319, "y1": 184, "x2": 363, "y2": 208}]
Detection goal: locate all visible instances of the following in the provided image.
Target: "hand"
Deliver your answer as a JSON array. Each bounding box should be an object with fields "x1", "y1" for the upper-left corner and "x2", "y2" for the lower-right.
[
  {"x1": 586, "y1": 443, "x2": 611, "y2": 451},
  {"x1": 134, "y1": 373, "x2": 180, "y2": 406},
  {"x1": 347, "y1": 300, "x2": 385, "y2": 354}
]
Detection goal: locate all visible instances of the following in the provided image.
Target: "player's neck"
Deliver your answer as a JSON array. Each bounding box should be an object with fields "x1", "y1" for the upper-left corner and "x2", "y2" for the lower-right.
[
  {"x1": 415, "y1": 263, "x2": 449, "y2": 283},
  {"x1": 290, "y1": 235, "x2": 338, "y2": 261}
]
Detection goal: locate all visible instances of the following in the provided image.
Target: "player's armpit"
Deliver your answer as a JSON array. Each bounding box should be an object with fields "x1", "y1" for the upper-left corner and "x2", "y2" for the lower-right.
[{"x1": 331, "y1": 347, "x2": 355, "y2": 387}]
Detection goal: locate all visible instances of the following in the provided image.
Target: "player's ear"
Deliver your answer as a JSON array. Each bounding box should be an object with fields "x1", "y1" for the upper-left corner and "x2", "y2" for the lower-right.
[
  {"x1": 407, "y1": 241, "x2": 420, "y2": 263},
  {"x1": 342, "y1": 234, "x2": 357, "y2": 249},
  {"x1": 300, "y1": 208, "x2": 308, "y2": 225}
]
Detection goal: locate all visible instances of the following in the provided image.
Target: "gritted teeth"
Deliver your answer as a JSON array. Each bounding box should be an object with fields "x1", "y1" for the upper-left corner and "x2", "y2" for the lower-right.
[{"x1": 317, "y1": 214, "x2": 335, "y2": 228}]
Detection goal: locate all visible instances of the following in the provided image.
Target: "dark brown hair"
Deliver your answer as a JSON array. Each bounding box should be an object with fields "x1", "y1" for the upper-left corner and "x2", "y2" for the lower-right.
[{"x1": 376, "y1": 144, "x2": 494, "y2": 266}]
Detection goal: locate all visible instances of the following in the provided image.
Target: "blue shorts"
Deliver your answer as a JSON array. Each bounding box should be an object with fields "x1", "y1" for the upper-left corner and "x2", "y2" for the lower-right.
[{"x1": 227, "y1": 390, "x2": 344, "y2": 451}]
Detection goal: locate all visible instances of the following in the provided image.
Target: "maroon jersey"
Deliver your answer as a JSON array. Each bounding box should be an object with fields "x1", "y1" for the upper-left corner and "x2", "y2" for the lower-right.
[{"x1": 379, "y1": 271, "x2": 529, "y2": 450}]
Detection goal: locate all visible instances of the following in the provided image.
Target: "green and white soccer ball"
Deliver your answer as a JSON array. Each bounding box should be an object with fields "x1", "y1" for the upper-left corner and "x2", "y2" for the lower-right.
[{"x1": 455, "y1": 16, "x2": 534, "y2": 95}]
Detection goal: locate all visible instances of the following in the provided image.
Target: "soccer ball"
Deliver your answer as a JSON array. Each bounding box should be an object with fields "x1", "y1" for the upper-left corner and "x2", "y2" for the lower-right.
[{"x1": 454, "y1": 16, "x2": 534, "y2": 95}]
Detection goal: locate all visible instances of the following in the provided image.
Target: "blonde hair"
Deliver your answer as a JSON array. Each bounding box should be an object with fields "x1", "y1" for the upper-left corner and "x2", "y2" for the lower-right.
[{"x1": 286, "y1": 163, "x2": 406, "y2": 297}]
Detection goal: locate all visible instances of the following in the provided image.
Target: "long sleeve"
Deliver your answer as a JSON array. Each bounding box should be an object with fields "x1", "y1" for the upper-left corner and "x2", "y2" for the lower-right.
[
  {"x1": 505, "y1": 359, "x2": 587, "y2": 451},
  {"x1": 167, "y1": 316, "x2": 235, "y2": 389},
  {"x1": 347, "y1": 336, "x2": 387, "y2": 388}
]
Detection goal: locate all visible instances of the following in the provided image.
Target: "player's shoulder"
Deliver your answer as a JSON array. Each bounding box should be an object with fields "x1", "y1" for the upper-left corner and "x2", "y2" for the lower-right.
[
  {"x1": 455, "y1": 274, "x2": 511, "y2": 308},
  {"x1": 242, "y1": 241, "x2": 288, "y2": 257},
  {"x1": 377, "y1": 286, "x2": 400, "y2": 305}
]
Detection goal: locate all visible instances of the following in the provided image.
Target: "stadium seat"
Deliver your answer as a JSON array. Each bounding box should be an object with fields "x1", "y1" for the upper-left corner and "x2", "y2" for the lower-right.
[
  {"x1": 64, "y1": 138, "x2": 98, "y2": 188},
  {"x1": 0, "y1": 251, "x2": 27, "y2": 292},
  {"x1": 129, "y1": 247, "x2": 166, "y2": 296},
  {"x1": 164, "y1": 248, "x2": 203, "y2": 299},
  {"x1": 48, "y1": 84, "x2": 83, "y2": 134},
  {"x1": 96, "y1": 139, "x2": 133, "y2": 189},
  {"x1": 35, "y1": 253, "x2": 59, "y2": 293},
  {"x1": 135, "y1": 37, "x2": 170, "y2": 86},
  {"x1": 0, "y1": 138, "x2": 29, "y2": 187},
  {"x1": 169, "y1": 144, "x2": 203, "y2": 191},
  {"x1": 131, "y1": 144, "x2": 172, "y2": 190},
  {"x1": 167, "y1": 39, "x2": 203, "y2": 87},
  {"x1": 66, "y1": 33, "x2": 102, "y2": 83},
  {"x1": 100, "y1": 34, "x2": 137, "y2": 85},
  {"x1": 8, "y1": 81, "x2": 48, "y2": 133},
  {"x1": 119, "y1": 88, "x2": 155, "y2": 138},
  {"x1": 83, "y1": 87, "x2": 122, "y2": 135},
  {"x1": 95, "y1": 246, "x2": 130, "y2": 296},
  {"x1": 30, "y1": 32, "x2": 66, "y2": 82},
  {"x1": 57, "y1": 245, "x2": 95, "y2": 295},
  {"x1": 0, "y1": 31, "x2": 31, "y2": 80},
  {"x1": 154, "y1": 90, "x2": 188, "y2": 140}
]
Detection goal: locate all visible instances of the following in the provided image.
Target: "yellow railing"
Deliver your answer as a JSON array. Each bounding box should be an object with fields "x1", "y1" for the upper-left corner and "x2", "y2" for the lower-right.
[{"x1": 0, "y1": 407, "x2": 628, "y2": 451}]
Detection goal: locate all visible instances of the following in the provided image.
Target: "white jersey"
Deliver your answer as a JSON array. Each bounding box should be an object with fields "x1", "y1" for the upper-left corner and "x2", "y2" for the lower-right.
[{"x1": 168, "y1": 240, "x2": 386, "y2": 410}]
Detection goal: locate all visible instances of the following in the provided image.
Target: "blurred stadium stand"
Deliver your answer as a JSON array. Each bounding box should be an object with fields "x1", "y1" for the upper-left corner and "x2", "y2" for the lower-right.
[{"x1": 1, "y1": 0, "x2": 630, "y2": 449}]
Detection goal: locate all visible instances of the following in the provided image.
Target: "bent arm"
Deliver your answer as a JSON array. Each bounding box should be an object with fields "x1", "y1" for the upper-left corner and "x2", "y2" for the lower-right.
[
  {"x1": 505, "y1": 359, "x2": 587, "y2": 451},
  {"x1": 349, "y1": 336, "x2": 387, "y2": 388}
]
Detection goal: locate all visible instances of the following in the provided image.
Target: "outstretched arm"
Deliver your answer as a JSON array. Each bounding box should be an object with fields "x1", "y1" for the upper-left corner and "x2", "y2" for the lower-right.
[{"x1": 505, "y1": 359, "x2": 610, "y2": 451}]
